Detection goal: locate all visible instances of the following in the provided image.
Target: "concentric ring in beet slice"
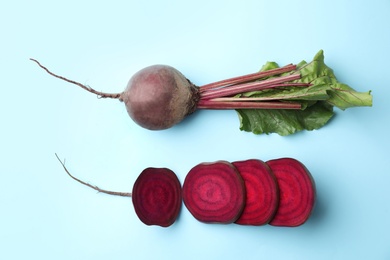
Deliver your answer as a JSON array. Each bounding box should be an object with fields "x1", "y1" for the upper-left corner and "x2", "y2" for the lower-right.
[
  {"x1": 132, "y1": 167, "x2": 182, "y2": 227},
  {"x1": 183, "y1": 161, "x2": 246, "y2": 224},
  {"x1": 266, "y1": 158, "x2": 316, "y2": 227},
  {"x1": 232, "y1": 159, "x2": 279, "y2": 225}
]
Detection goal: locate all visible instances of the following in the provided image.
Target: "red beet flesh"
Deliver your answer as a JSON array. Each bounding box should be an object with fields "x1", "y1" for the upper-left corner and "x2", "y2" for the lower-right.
[
  {"x1": 182, "y1": 161, "x2": 246, "y2": 223},
  {"x1": 266, "y1": 158, "x2": 316, "y2": 227},
  {"x1": 132, "y1": 167, "x2": 182, "y2": 227},
  {"x1": 232, "y1": 159, "x2": 279, "y2": 225}
]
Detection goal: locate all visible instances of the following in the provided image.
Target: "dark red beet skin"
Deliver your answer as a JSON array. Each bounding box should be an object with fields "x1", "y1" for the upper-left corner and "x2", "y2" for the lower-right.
[
  {"x1": 182, "y1": 161, "x2": 246, "y2": 224},
  {"x1": 132, "y1": 167, "x2": 182, "y2": 227},
  {"x1": 121, "y1": 65, "x2": 199, "y2": 130},
  {"x1": 266, "y1": 158, "x2": 316, "y2": 227},
  {"x1": 232, "y1": 159, "x2": 279, "y2": 225}
]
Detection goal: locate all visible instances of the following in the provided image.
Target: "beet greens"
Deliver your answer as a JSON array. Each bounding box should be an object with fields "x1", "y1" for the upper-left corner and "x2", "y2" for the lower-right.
[{"x1": 31, "y1": 50, "x2": 372, "y2": 135}]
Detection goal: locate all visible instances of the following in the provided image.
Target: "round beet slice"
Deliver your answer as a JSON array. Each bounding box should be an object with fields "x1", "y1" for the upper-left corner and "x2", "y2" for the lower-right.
[
  {"x1": 132, "y1": 167, "x2": 182, "y2": 227},
  {"x1": 266, "y1": 158, "x2": 316, "y2": 227},
  {"x1": 182, "y1": 161, "x2": 246, "y2": 223},
  {"x1": 232, "y1": 159, "x2": 279, "y2": 225}
]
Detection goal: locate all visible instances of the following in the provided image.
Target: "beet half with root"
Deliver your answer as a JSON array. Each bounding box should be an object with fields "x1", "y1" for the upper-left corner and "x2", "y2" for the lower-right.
[{"x1": 56, "y1": 154, "x2": 182, "y2": 227}]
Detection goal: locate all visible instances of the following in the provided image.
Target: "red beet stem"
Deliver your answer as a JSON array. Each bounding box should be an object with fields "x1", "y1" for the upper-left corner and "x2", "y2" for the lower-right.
[
  {"x1": 269, "y1": 82, "x2": 312, "y2": 88},
  {"x1": 200, "y1": 73, "x2": 301, "y2": 99},
  {"x1": 205, "y1": 83, "x2": 312, "y2": 103},
  {"x1": 266, "y1": 158, "x2": 316, "y2": 227},
  {"x1": 197, "y1": 100, "x2": 301, "y2": 110},
  {"x1": 199, "y1": 64, "x2": 297, "y2": 91}
]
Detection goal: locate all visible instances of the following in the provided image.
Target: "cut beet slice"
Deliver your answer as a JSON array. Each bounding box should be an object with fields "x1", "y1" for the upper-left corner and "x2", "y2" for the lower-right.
[
  {"x1": 266, "y1": 158, "x2": 316, "y2": 227},
  {"x1": 132, "y1": 167, "x2": 182, "y2": 227},
  {"x1": 232, "y1": 159, "x2": 279, "y2": 225},
  {"x1": 182, "y1": 161, "x2": 246, "y2": 223}
]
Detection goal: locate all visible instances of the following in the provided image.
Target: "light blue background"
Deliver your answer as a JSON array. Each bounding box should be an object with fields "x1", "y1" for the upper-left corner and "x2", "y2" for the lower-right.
[{"x1": 1, "y1": 0, "x2": 389, "y2": 259}]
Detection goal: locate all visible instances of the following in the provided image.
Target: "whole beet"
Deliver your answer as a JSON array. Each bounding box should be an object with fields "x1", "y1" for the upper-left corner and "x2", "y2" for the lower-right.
[
  {"x1": 120, "y1": 65, "x2": 200, "y2": 130},
  {"x1": 30, "y1": 58, "x2": 305, "y2": 132}
]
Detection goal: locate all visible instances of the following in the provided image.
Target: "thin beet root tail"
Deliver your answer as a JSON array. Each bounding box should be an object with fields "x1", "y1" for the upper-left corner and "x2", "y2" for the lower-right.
[
  {"x1": 55, "y1": 153, "x2": 132, "y2": 197},
  {"x1": 30, "y1": 59, "x2": 122, "y2": 99}
]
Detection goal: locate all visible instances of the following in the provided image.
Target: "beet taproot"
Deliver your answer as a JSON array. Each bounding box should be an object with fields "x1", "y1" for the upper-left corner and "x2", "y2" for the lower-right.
[
  {"x1": 266, "y1": 158, "x2": 316, "y2": 227},
  {"x1": 30, "y1": 59, "x2": 302, "y2": 131},
  {"x1": 56, "y1": 154, "x2": 181, "y2": 227},
  {"x1": 232, "y1": 159, "x2": 279, "y2": 225},
  {"x1": 182, "y1": 161, "x2": 246, "y2": 224},
  {"x1": 121, "y1": 65, "x2": 200, "y2": 130}
]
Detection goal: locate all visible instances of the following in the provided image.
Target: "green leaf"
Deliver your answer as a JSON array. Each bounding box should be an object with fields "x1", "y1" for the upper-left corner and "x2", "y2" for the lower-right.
[
  {"x1": 242, "y1": 84, "x2": 331, "y2": 101},
  {"x1": 259, "y1": 61, "x2": 280, "y2": 72},
  {"x1": 235, "y1": 50, "x2": 372, "y2": 135},
  {"x1": 327, "y1": 84, "x2": 372, "y2": 110},
  {"x1": 296, "y1": 50, "x2": 373, "y2": 109},
  {"x1": 237, "y1": 101, "x2": 334, "y2": 136}
]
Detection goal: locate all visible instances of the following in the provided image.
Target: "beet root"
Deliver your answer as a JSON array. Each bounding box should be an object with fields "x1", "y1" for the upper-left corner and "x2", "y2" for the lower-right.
[
  {"x1": 232, "y1": 159, "x2": 279, "y2": 225},
  {"x1": 266, "y1": 158, "x2": 316, "y2": 227},
  {"x1": 120, "y1": 65, "x2": 200, "y2": 130},
  {"x1": 55, "y1": 154, "x2": 181, "y2": 227},
  {"x1": 31, "y1": 59, "x2": 304, "y2": 132},
  {"x1": 182, "y1": 161, "x2": 246, "y2": 224},
  {"x1": 132, "y1": 167, "x2": 182, "y2": 227}
]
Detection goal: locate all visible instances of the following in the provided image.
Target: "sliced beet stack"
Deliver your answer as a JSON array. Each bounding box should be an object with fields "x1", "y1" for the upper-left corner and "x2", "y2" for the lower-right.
[
  {"x1": 232, "y1": 159, "x2": 279, "y2": 225},
  {"x1": 266, "y1": 158, "x2": 316, "y2": 227},
  {"x1": 182, "y1": 161, "x2": 246, "y2": 223},
  {"x1": 132, "y1": 167, "x2": 182, "y2": 227}
]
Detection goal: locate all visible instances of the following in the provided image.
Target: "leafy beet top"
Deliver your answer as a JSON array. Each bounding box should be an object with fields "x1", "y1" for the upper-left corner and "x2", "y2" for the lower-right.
[
  {"x1": 182, "y1": 161, "x2": 246, "y2": 224},
  {"x1": 266, "y1": 158, "x2": 316, "y2": 227},
  {"x1": 132, "y1": 167, "x2": 182, "y2": 227},
  {"x1": 232, "y1": 159, "x2": 279, "y2": 225}
]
